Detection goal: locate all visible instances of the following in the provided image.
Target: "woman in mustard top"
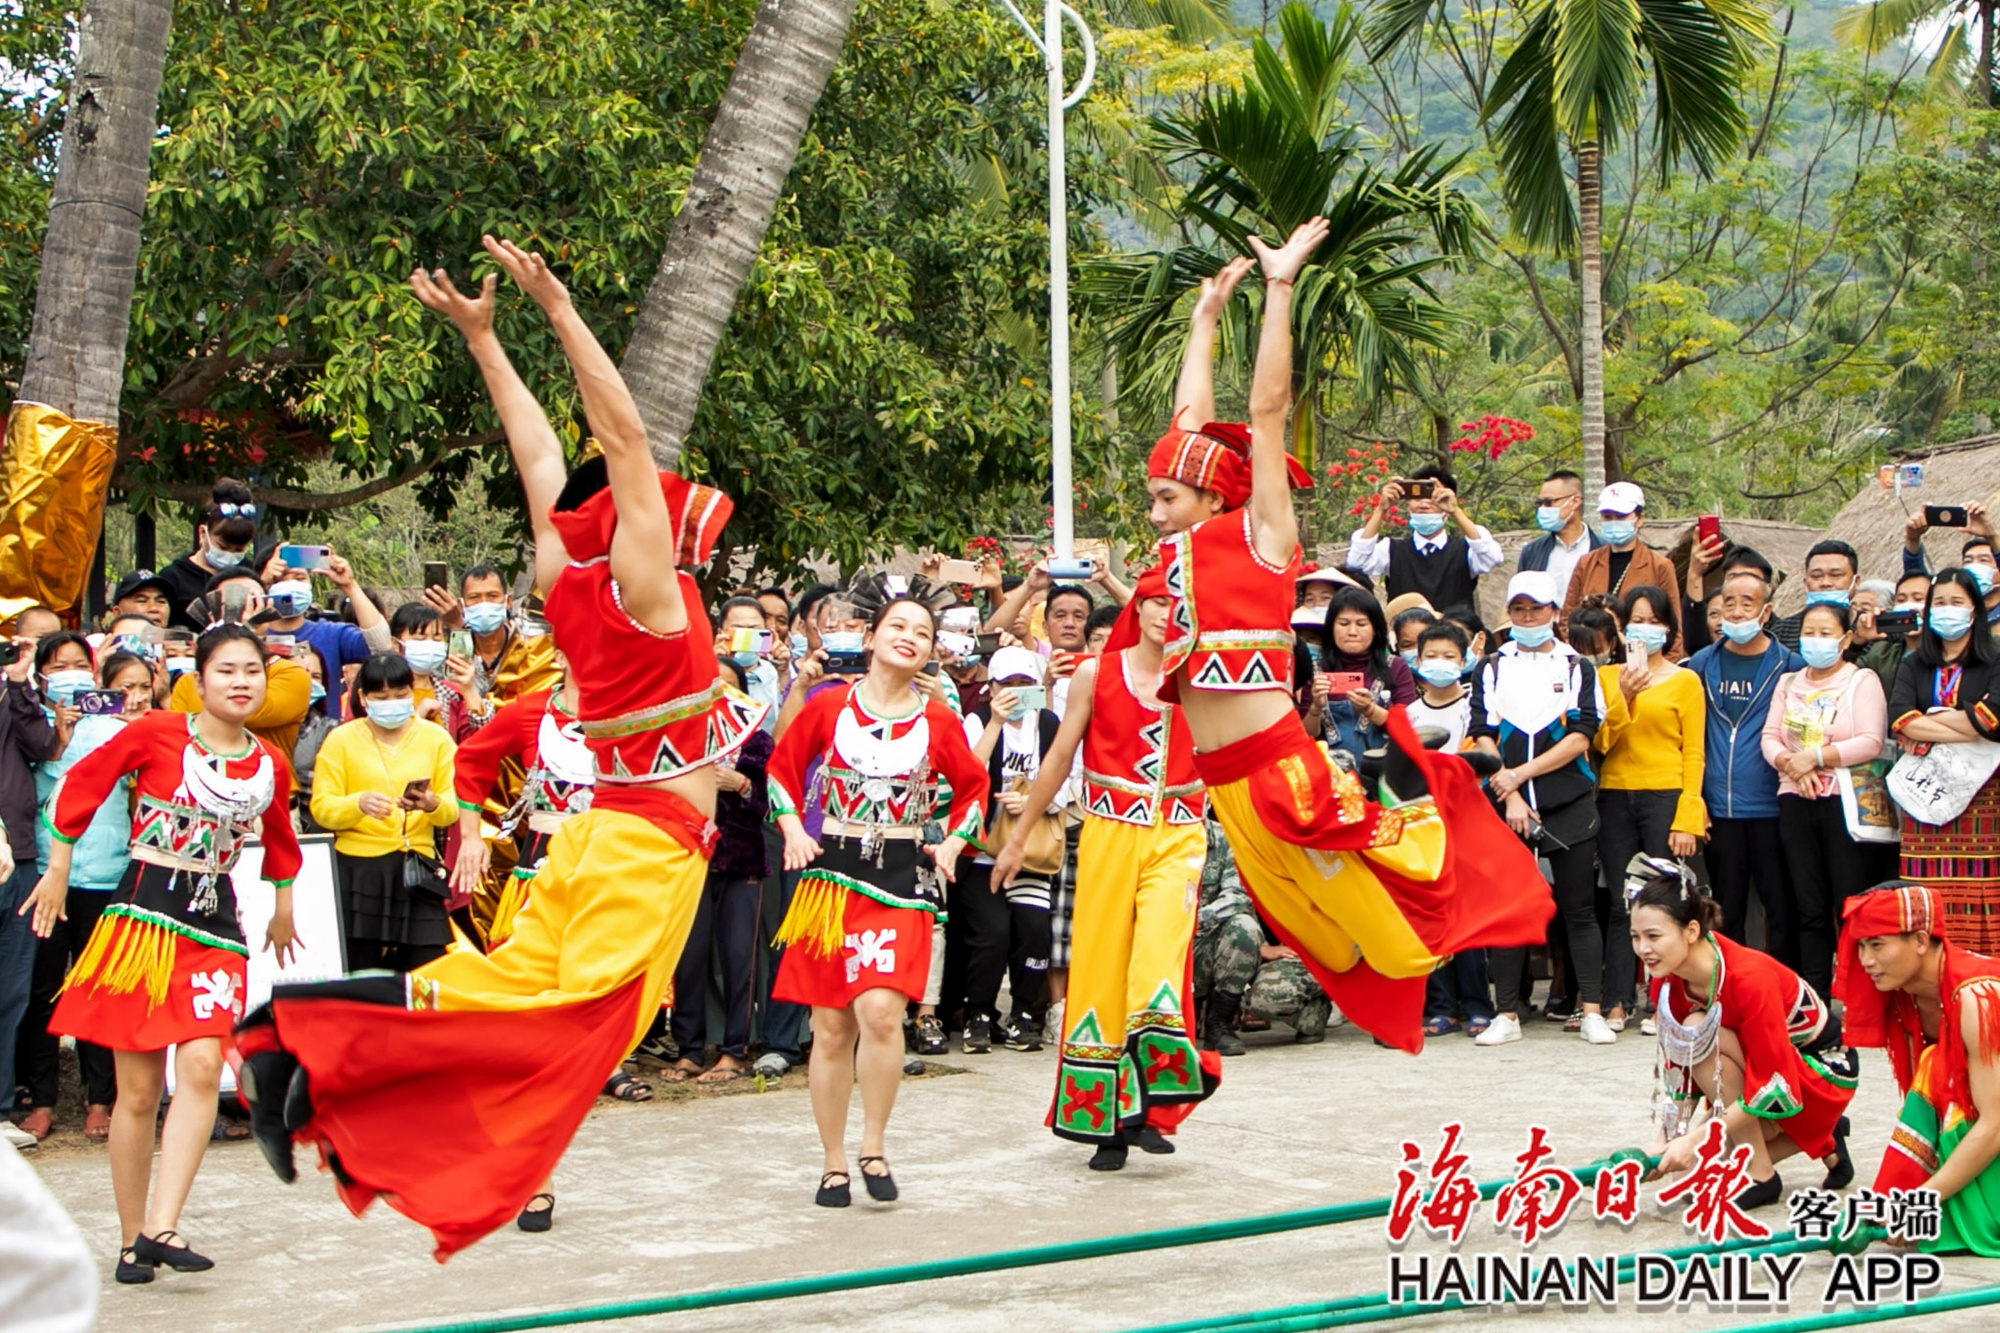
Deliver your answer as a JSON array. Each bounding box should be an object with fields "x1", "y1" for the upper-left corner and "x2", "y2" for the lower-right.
[
  {"x1": 1592, "y1": 585, "x2": 1706, "y2": 1030},
  {"x1": 310, "y1": 652, "x2": 460, "y2": 971}
]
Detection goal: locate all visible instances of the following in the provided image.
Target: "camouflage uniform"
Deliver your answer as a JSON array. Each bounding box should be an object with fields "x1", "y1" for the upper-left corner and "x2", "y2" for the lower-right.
[{"x1": 1193, "y1": 819, "x2": 1335, "y2": 1039}]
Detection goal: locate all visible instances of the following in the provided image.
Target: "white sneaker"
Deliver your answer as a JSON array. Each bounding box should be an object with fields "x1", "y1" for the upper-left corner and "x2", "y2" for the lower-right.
[
  {"x1": 1042, "y1": 998, "x2": 1065, "y2": 1048},
  {"x1": 1324, "y1": 1002, "x2": 1348, "y2": 1030},
  {"x1": 1473, "y1": 1013, "x2": 1522, "y2": 1046},
  {"x1": 1580, "y1": 1012, "x2": 1617, "y2": 1045},
  {"x1": 1641, "y1": 1016, "x2": 1658, "y2": 1036},
  {"x1": 0, "y1": 1122, "x2": 36, "y2": 1150}
]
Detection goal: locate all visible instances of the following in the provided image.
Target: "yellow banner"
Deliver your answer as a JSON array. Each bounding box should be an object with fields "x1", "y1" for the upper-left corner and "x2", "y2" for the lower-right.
[{"x1": 0, "y1": 402, "x2": 117, "y2": 622}]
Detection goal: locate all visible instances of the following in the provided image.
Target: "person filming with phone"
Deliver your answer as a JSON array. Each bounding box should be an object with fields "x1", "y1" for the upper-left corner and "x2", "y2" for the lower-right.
[
  {"x1": 257, "y1": 546, "x2": 393, "y2": 721},
  {"x1": 309, "y1": 651, "x2": 460, "y2": 972},
  {"x1": 1345, "y1": 465, "x2": 1502, "y2": 632},
  {"x1": 1302, "y1": 586, "x2": 1414, "y2": 770}
]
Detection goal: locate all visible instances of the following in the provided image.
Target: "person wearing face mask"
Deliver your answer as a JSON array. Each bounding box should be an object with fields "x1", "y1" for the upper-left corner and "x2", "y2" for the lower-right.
[
  {"x1": 1560, "y1": 484, "x2": 1679, "y2": 639},
  {"x1": 259, "y1": 550, "x2": 392, "y2": 722},
  {"x1": 289, "y1": 648, "x2": 338, "y2": 831},
  {"x1": 1766, "y1": 540, "x2": 1861, "y2": 654},
  {"x1": 389, "y1": 601, "x2": 485, "y2": 739},
  {"x1": 1860, "y1": 570, "x2": 1935, "y2": 701},
  {"x1": 1901, "y1": 502, "x2": 2000, "y2": 622},
  {"x1": 1890, "y1": 568, "x2": 2000, "y2": 955},
  {"x1": 1961, "y1": 536, "x2": 2000, "y2": 631},
  {"x1": 1591, "y1": 585, "x2": 1707, "y2": 1032},
  {"x1": 1347, "y1": 465, "x2": 1502, "y2": 633},
  {"x1": 714, "y1": 596, "x2": 782, "y2": 731},
  {"x1": 456, "y1": 564, "x2": 562, "y2": 721},
  {"x1": 157, "y1": 480, "x2": 260, "y2": 632},
  {"x1": 1517, "y1": 469, "x2": 1605, "y2": 609},
  {"x1": 1757, "y1": 600, "x2": 1887, "y2": 997},
  {"x1": 309, "y1": 652, "x2": 459, "y2": 973},
  {"x1": 1687, "y1": 567, "x2": 1806, "y2": 964}
]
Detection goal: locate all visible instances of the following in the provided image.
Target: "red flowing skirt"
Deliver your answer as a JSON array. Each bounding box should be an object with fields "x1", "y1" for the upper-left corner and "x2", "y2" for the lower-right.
[
  {"x1": 773, "y1": 891, "x2": 933, "y2": 1008},
  {"x1": 51, "y1": 913, "x2": 247, "y2": 1052}
]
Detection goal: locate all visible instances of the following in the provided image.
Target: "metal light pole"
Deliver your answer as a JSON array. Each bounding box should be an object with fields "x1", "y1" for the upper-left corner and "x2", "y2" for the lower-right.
[{"x1": 999, "y1": 0, "x2": 1094, "y2": 561}]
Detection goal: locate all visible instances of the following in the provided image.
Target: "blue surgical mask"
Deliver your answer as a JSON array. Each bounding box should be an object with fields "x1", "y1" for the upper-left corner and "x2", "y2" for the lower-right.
[
  {"x1": 1970, "y1": 564, "x2": 1998, "y2": 596},
  {"x1": 165, "y1": 657, "x2": 195, "y2": 678},
  {"x1": 1798, "y1": 637, "x2": 1843, "y2": 670},
  {"x1": 789, "y1": 633, "x2": 810, "y2": 660},
  {"x1": 1719, "y1": 616, "x2": 1766, "y2": 645},
  {"x1": 1805, "y1": 589, "x2": 1850, "y2": 608},
  {"x1": 401, "y1": 640, "x2": 447, "y2": 674},
  {"x1": 1626, "y1": 623, "x2": 1669, "y2": 657},
  {"x1": 1510, "y1": 621, "x2": 1555, "y2": 649},
  {"x1": 1535, "y1": 505, "x2": 1567, "y2": 534},
  {"x1": 365, "y1": 697, "x2": 415, "y2": 729},
  {"x1": 309, "y1": 681, "x2": 327, "y2": 704},
  {"x1": 1929, "y1": 606, "x2": 1976, "y2": 641},
  {"x1": 729, "y1": 650, "x2": 760, "y2": 669},
  {"x1": 1399, "y1": 649, "x2": 1419, "y2": 666},
  {"x1": 1409, "y1": 513, "x2": 1447, "y2": 538},
  {"x1": 462, "y1": 602, "x2": 509, "y2": 635},
  {"x1": 205, "y1": 542, "x2": 246, "y2": 570},
  {"x1": 1600, "y1": 520, "x2": 1637, "y2": 546},
  {"x1": 269, "y1": 579, "x2": 312, "y2": 616},
  {"x1": 42, "y1": 669, "x2": 94, "y2": 705},
  {"x1": 1416, "y1": 660, "x2": 1463, "y2": 688}
]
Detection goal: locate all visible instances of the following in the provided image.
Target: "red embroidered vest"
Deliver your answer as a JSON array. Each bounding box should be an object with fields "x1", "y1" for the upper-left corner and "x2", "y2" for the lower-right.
[
  {"x1": 1082, "y1": 649, "x2": 1205, "y2": 826},
  {"x1": 1158, "y1": 508, "x2": 1299, "y2": 703}
]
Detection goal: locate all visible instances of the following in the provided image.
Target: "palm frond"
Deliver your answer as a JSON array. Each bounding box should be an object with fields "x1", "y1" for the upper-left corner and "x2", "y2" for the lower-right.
[
  {"x1": 1361, "y1": 0, "x2": 1446, "y2": 59},
  {"x1": 1926, "y1": 20, "x2": 1976, "y2": 101},
  {"x1": 1549, "y1": 0, "x2": 1646, "y2": 147},
  {"x1": 1636, "y1": 0, "x2": 1755, "y2": 178},
  {"x1": 1484, "y1": 9, "x2": 1578, "y2": 252},
  {"x1": 1830, "y1": 0, "x2": 1952, "y2": 54},
  {"x1": 1099, "y1": 0, "x2": 1237, "y2": 45}
]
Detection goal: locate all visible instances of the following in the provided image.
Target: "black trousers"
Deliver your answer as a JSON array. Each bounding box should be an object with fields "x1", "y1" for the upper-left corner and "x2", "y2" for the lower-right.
[
  {"x1": 1595, "y1": 789, "x2": 1680, "y2": 1013},
  {"x1": 1781, "y1": 793, "x2": 1886, "y2": 998},
  {"x1": 1000, "y1": 878, "x2": 1053, "y2": 1026},
  {"x1": 1709, "y1": 816, "x2": 1795, "y2": 967},
  {"x1": 945, "y1": 861, "x2": 1013, "y2": 1026},
  {"x1": 671, "y1": 873, "x2": 762, "y2": 1060},
  {"x1": 17, "y1": 890, "x2": 115, "y2": 1107},
  {"x1": 1492, "y1": 835, "x2": 1602, "y2": 1013}
]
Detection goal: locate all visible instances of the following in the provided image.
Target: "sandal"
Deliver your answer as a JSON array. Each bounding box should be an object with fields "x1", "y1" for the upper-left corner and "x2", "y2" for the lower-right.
[
  {"x1": 16, "y1": 1107, "x2": 53, "y2": 1141},
  {"x1": 210, "y1": 1114, "x2": 251, "y2": 1142},
  {"x1": 858, "y1": 1155, "x2": 898, "y2": 1202},
  {"x1": 1562, "y1": 1014, "x2": 1584, "y2": 1034},
  {"x1": 695, "y1": 1063, "x2": 747, "y2": 1086},
  {"x1": 1466, "y1": 1017, "x2": 1492, "y2": 1038},
  {"x1": 517, "y1": 1192, "x2": 555, "y2": 1233},
  {"x1": 815, "y1": 1170, "x2": 852, "y2": 1208},
  {"x1": 660, "y1": 1060, "x2": 703, "y2": 1084},
  {"x1": 602, "y1": 1071, "x2": 653, "y2": 1102},
  {"x1": 1422, "y1": 1016, "x2": 1460, "y2": 1038},
  {"x1": 85, "y1": 1104, "x2": 112, "y2": 1141}
]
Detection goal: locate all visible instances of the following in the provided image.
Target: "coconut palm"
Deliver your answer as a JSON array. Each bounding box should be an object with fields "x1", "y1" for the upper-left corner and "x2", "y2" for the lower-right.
[
  {"x1": 1833, "y1": 0, "x2": 1997, "y2": 107},
  {"x1": 1082, "y1": 3, "x2": 1483, "y2": 464},
  {"x1": 1367, "y1": 0, "x2": 1766, "y2": 494}
]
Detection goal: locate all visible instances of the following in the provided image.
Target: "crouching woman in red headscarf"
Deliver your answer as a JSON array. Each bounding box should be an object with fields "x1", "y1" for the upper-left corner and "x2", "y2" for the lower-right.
[{"x1": 1836, "y1": 882, "x2": 2000, "y2": 1255}]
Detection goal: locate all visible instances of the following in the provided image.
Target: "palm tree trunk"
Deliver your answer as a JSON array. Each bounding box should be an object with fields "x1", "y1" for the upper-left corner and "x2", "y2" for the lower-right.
[
  {"x1": 618, "y1": 0, "x2": 861, "y2": 470},
  {"x1": 14, "y1": 0, "x2": 175, "y2": 421},
  {"x1": 1576, "y1": 137, "x2": 1608, "y2": 494},
  {"x1": 1979, "y1": 0, "x2": 1996, "y2": 109}
]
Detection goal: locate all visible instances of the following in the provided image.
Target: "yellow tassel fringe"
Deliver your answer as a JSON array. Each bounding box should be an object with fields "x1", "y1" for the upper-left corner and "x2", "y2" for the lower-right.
[
  {"x1": 60, "y1": 913, "x2": 180, "y2": 1011},
  {"x1": 772, "y1": 873, "x2": 850, "y2": 959},
  {"x1": 487, "y1": 873, "x2": 532, "y2": 949}
]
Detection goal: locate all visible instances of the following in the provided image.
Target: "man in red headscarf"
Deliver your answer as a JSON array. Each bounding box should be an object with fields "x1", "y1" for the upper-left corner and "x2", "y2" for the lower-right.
[
  {"x1": 992, "y1": 567, "x2": 1215, "y2": 1172},
  {"x1": 1137, "y1": 221, "x2": 1551, "y2": 1055},
  {"x1": 1835, "y1": 883, "x2": 2000, "y2": 1254},
  {"x1": 235, "y1": 238, "x2": 767, "y2": 1260}
]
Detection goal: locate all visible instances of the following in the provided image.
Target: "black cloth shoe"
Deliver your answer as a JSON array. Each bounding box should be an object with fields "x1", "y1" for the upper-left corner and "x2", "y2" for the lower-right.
[
  {"x1": 962, "y1": 1016, "x2": 992, "y2": 1054},
  {"x1": 1736, "y1": 1171, "x2": 1783, "y2": 1210},
  {"x1": 1823, "y1": 1116, "x2": 1855, "y2": 1191},
  {"x1": 115, "y1": 1246, "x2": 154, "y2": 1285},
  {"x1": 133, "y1": 1230, "x2": 214, "y2": 1272},
  {"x1": 859, "y1": 1156, "x2": 898, "y2": 1202},
  {"x1": 238, "y1": 1050, "x2": 300, "y2": 1184},
  {"x1": 1089, "y1": 1141, "x2": 1129, "y2": 1172},
  {"x1": 516, "y1": 1192, "x2": 554, "y2": 1233},
  {"x1": 1202, "y1": 992, "x2": 1246, "y2": 1057},
  {"x1": 815, "y1": 1171, "x2": 852, "y2": 1207},
  {"x1": 1133, "y1": 1125, "x2": 1176, "y2": 1155}
]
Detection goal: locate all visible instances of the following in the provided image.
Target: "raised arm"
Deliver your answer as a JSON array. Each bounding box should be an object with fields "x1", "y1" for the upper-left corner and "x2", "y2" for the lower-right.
[
  {"x1": 483, "y1": 237, "x2": 682, "y2": 631},
  {"x1": 1172, "y1": 256, "x2": 1255, "y2": 429},
  {"x1": 410, "y1": 261, "x2": 570, "y2": 596},
  {"x1": 1244, "y1": 218, "x2": 1327, "y2": 567}
]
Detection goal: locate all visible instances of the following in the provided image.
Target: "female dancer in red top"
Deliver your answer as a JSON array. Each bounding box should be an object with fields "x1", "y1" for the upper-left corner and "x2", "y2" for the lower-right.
[
  {"x1": 1630, "y1": 859, "x2": 1856, "y2": 1207},
  {"x1": 768, "y1": 596, "x2": 988, "y2": 1207},
  {"x1": 21, "y1": 624, "x2": 302, "y2": 1284}
]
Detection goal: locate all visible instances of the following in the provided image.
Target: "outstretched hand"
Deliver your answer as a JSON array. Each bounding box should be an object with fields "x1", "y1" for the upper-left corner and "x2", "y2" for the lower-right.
[
  {"x1": 482, "y1": 235, "x2": 570, "y2": 312},
  {"x1": 409, "y1": 267, "x2": 497, "y2": 337},
  {"x1": 1190, "y1": 256, "x2": 1256, "y2": 326},
  {"x1": 1247, "y1": 215, "x2": 1330, "y2": 285}
]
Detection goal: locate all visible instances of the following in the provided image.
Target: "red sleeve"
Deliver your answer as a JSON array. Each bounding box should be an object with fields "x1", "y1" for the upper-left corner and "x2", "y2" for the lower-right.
[
  {"x1": 926, "y1": 701, "x2": 991, "y2": 843},
  {"x1": 1726, "y1": 945, "x2": 1813, "y2": 1121},
  {"x1": 257, "y1": 743, "x2": 305, "y2": 886},
  {"x1": 767, "y1": 686, "x2": 846, "y2": 819},
  {"x1": 45, "y1": 712, "x2": 159, "y2": 844},
  {"x1": 453, "y1": 692, "x2": 544, "y2": 812}
]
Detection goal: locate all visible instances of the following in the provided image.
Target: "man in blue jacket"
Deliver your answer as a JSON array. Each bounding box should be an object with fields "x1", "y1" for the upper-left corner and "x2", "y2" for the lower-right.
[{"x1": 1685, "y1": 565, "x2": 1805, "y2": 964}]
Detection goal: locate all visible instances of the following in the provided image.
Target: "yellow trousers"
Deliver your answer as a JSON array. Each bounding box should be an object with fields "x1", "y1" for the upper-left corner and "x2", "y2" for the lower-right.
[
  {"x1": 412, "y1": 808, "x2": 705, "y2": 1050},
  {"x1": 1052, "y1": 816, "x2": 1210, "y2": 1144},
  {"x1": 1204, "y1": 778, "x2": 1444, "y2": 982}
]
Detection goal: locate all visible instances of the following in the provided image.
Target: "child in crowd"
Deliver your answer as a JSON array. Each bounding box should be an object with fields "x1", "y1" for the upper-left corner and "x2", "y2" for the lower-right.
[{"x1": 1406, "y1": 621, "x2": 1473, "y2": 751}]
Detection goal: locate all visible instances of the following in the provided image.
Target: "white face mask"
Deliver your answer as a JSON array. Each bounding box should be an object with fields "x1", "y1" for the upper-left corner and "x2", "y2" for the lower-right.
[{"x1": 205, "y1": 540, "x2": 246, "y2": 570}]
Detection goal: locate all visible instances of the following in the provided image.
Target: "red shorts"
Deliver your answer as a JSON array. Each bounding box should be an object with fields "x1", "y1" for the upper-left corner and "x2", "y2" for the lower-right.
[{"x1": 773, "y1": 891, "x2": 933, "y2": 1009}]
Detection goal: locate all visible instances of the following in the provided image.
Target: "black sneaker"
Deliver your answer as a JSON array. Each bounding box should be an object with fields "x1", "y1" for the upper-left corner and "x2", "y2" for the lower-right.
[
  {"x1": 915, "y1": 1014, "x2": 947, "y2": 1055},
  {"x1": 999, "y1": 1014, "x2": 1042, "y2": 1052},
  {"x1": 963, "y1": 1016, "x2": 992, "y2": 1054},
  {"x1": 632, "y1": 1033, "x2": 679, "y2": 1070}
]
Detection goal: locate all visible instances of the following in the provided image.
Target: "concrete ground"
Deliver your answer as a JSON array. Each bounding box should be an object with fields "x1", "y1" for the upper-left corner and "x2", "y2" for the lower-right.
[{"x1": 23, "y1": 1014, "x2": 2000, "y2": 1333}]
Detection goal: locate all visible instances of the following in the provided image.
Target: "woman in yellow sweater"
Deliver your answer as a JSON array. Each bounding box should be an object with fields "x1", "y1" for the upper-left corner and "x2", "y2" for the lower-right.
[
  {"x1": 311, "y1": 652, "x2": 460, "y2": 971},
  {"x1": 1589, "y1": 586, "x2": 1706, "y2": 1031}
]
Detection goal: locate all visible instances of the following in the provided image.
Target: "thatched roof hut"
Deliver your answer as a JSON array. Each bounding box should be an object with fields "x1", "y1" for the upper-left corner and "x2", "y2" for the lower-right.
[{"x1": 1823, "y1": 435, "x2": 2000, "y2": 586}]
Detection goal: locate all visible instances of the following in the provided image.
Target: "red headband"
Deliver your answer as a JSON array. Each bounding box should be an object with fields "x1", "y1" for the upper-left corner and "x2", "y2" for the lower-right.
[
  {"x1": 1145, "y1": 416, "x2": 1312, "y2": 511},
  {"x1": 1102, "y1": 563, "x2": 1173, "y2": 656}
]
